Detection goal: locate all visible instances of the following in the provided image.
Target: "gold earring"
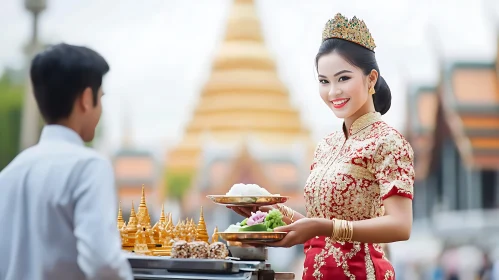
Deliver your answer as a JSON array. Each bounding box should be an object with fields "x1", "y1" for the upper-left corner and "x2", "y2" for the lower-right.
[{"x1": 369, "y1": 87, "x2": 375, "y2": 95}]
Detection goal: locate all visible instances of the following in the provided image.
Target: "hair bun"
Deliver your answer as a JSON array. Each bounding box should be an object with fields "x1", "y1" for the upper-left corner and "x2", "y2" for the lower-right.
[{"x1": 373, "y1": 75, "x2": 391, "y2": 115}]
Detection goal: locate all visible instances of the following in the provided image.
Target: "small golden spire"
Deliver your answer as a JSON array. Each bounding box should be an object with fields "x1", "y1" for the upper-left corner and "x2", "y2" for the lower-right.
[
  {"x1": 136, "y1": 185, "x2": 152, "y2": 229},
  {"x1": 124, "y1": 201, "x2": 138, "y2": 247},
  {"x1": 211, "y1": 226, "x2": 219, "y2": 244},
  {"x1": 127, "y1": 201, "x2": 138, "y2": 231},
  {"x1": 152, "y1": 205, "x2": 167, "y2": 244},
  {"x1": 117, "y1": 201, "x2": 125, "y2": 229},
  {"x1": 159, "y1": 204, "x2": 166, "y2": 223},
  {"x1": 195, "y1": 206, "x2": 209, "y2": 243}
]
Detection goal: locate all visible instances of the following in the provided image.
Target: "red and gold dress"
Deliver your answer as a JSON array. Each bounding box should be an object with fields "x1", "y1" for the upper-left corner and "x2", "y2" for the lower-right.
[{"x1": 302, "y1": 112, "x2": 415, "y2": 280}]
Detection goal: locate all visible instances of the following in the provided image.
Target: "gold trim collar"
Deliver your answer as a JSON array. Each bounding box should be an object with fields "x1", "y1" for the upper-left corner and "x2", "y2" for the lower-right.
[{"x1": 342, "y1": 111, "x2": 381, "y2": 137}]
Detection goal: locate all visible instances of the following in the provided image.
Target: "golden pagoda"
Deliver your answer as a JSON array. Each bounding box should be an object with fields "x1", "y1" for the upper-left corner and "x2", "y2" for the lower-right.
[
  {"x1": 152, "y1": 204, "x2": 167, "y2": 244},
  {"x1": 117, "y1": 201, "x2": 125, "y2": 229},
  {"x1": 195, "y1": 206, "x2": 209, "y2": 243},
  {"x1": 124, "y1": 201, "x2": 138, "y2": 248},
  {"x1": 136, "y1": 185, "x2": 152, "y2": 229},
  {"x1": 211, "y1": 226, "x2": 219, "y2": 244},
  {"x1": 164, "y1": 0, "x2": 311, "y2": 191}
]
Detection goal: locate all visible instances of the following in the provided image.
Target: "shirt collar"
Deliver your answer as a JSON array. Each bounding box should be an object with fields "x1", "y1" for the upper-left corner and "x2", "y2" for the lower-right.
[
  {"x1": 342, "y1": 111, "x2": 382, "y2": 137},
  {"x1": 39, "y1": 125, "x2": 85, "y2": 146}
]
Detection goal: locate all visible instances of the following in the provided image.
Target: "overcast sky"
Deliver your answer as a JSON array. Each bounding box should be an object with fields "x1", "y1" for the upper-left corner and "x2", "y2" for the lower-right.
[{"x1": 1, "y1": 0, "x2": 498, "y2": 156}]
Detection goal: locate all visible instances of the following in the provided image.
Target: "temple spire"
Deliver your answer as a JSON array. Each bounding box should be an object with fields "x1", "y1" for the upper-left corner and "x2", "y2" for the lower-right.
[{"x1": 165, "y1": 0, "x2": 311, "y2": 174}]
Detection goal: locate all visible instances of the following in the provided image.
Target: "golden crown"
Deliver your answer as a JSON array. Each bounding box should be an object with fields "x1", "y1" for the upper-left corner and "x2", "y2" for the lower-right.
[{"x1": 322, "y1": 13, "x2": 376, "y2": 51}]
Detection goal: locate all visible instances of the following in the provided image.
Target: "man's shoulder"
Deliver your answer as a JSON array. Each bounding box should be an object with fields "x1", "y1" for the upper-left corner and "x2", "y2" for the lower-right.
[{"x1": 3, "y1": 143, "x2": 110, "y2": 174}]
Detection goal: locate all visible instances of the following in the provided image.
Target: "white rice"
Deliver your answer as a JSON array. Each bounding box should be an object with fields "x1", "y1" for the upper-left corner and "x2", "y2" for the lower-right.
[{"x1": 226, "y1": 183, "x2": 277, "y2": 196}]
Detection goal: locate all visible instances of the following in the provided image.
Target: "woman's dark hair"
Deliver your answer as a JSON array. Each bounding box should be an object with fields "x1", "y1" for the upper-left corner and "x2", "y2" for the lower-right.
[{"x1": 315, "y1": 38, "x2": 391, "y2": 115}]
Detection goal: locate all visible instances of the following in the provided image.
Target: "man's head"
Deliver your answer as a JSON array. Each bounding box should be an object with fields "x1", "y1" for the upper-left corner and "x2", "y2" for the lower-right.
[{"x1": 30, "y1": 43, "x2": 110, "y2": 142}]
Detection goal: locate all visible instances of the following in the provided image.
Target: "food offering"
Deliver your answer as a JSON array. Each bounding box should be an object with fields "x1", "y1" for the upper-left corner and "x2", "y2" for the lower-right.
[
  {"x1": 117, "y1": 185, "x2": 228, "y2": 259},
  {"x1": 170, "y1": 240, "x2": 229, "y2": 259},
  {"x1": 220, "y1": 209, "x2": 288, "y2": 243},
  {"x1": 207, "y1": 183, "x2": 289, "y2": 206}
]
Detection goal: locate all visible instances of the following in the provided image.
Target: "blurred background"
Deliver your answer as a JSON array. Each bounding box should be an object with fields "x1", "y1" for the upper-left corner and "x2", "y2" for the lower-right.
[{"x1": 1, "y1": 0, "x2": 499, "y2": 278}]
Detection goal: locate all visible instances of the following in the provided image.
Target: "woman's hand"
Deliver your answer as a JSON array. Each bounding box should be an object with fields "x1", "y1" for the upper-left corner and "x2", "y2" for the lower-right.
[
  {"x1": 254, "y1": 218, "x2": 333, "y2": 248},
  {"x1": 226, "y1": 205, "x2": 278, "y2": 218},
  {"x1": 226, "y1": 206, "x2": 257, "y2": 218}
]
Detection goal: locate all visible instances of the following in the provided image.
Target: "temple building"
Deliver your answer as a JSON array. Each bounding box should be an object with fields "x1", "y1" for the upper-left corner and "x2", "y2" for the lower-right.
[
  {"x1": 163, "y1": 0, "x2": 313, "y2": 224},
  {"x1": 406, "y1": 30, "x2": 499, "y2": 239}
]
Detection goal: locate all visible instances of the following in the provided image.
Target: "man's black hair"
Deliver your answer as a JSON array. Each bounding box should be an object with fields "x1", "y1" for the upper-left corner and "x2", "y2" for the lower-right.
[{"x1": 30, "y1": 43, "x2": 110, "y2": 124}]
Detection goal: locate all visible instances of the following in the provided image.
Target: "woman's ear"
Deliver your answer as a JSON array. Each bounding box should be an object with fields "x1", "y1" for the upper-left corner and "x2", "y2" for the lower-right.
[{"x1": 369, "y1": 69, "x2": 379, "y2": 88}]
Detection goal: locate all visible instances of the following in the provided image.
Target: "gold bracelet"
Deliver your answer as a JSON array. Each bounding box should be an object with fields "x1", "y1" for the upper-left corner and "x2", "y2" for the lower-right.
[
  {"x1": 289, "y1": 210, "x2": 295, "y2": 223},
  {"x1": 277, "y1": 204, "x2": 295, "y2": 223},
  {"x1": 331, "y1": 219, "x2": 353, "y2": 242}
]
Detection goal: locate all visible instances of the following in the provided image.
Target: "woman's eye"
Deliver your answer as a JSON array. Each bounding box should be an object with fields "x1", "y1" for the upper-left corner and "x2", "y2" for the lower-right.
[
  {"x1": 338, "y1": 76, "x2": 351, "y2": 82},
  {"x1": 319, "y1": 79, "x2": 329, "y2": 84}
]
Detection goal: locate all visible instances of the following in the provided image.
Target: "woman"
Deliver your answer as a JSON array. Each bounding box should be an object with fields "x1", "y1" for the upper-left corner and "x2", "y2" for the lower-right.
[{"x1": 230, "y1": 13, "x2": 414, "y2": 280}]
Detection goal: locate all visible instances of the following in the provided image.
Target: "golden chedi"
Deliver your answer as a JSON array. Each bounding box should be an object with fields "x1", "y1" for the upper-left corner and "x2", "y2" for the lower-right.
[
  {"x1": 117, "y1": 201, "x2": 126, "y2": 230},
  {"x1": 124, "y1": 201, "x2": 138, "y2": 248},
  {"x1": 195, "y1": 206, "x2": 209, "y2": 243},
  {"x1": 119, "y1": 224, "x2": 128, "y2": 245},
  {"x1": 180, "y1": 221, "x2": 188, "y2": 241},
  {"x1": 189, "y1": 219, "x2": 197, "y2": 242},
  {"x1": 165, "y1": 213, "x2": 174, "y2": 233},
  {"x1": 136, "y1": 185, "x2": 152, "y2": 230},
  {"x1": 153, "y1": 219, "x2": 174, "y2": 256},
  {"x1": 144, "y1": 227, "x2": 156, "y2": 249},
  {"x1": 211, "y1": 226, "x2": 219, "y2": 244},
  {"x1": 152, "y1": 204, "x2": 167, "y2": 244},
  {"x1": 172, "y1": 221, "x2": 181, "y2": 242},
  {"x1": 164, "y1": 0, "x2": 312, "y2": 182},
  {"x1": 134, "y1": 227, "x2": 152, "y2": 256}
]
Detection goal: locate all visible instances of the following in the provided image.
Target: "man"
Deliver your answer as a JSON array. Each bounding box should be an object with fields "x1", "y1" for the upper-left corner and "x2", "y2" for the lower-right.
[{"x1": 0, "y1": 43, "x2": 133, "y2": 280}]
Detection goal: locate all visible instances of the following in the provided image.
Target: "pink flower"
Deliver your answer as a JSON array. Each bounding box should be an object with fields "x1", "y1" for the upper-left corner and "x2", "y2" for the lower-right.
[{"x1": 247, "y1": 211, "x2": 267, "y2": 226}]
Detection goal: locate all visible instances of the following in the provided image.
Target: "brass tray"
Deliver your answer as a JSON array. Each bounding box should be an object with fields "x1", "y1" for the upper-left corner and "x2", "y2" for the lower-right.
[
  {"x1": 206, "y1": 195, "x2": 289, "y2": 206},
  {"x1": 219, "y1": 232, "x2": 287, "y2": 243}
]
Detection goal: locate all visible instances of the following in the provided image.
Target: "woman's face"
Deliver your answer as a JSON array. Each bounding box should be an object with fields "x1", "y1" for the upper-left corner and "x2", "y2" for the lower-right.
[{"x1": 317, "y1": 52, "x2": 376, "y2": 121}]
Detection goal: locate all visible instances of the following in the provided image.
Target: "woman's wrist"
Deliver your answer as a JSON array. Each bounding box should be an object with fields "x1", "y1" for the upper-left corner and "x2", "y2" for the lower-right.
[
  {"x1": 277, "y1": 204, "x2": 295, "y2": 223},
  {"x1": 316, "y1": 218, "x2": 335, "y2": 237}
]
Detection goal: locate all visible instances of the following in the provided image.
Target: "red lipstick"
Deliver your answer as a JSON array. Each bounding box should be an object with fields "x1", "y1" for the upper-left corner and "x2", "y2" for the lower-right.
[{"x1": 331, "y1": 98, "x2": 350, "y2": 109}]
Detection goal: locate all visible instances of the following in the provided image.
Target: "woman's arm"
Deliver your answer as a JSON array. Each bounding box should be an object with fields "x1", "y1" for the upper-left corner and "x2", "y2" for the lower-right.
[
  {"x1": 351, "y1": 196, "x2": 412, "y2": 242},
  {"x1": 311, "y1": 196, "x2": 412, "y2": 243},
  {"x1": 267, "y1": 196, "x2": 412, "y2": 247}
]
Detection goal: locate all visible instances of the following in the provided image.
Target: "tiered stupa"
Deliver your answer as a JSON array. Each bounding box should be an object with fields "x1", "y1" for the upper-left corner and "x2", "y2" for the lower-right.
[
  {"x1": 136, "y1": 185, "x2": 152, "y2": 229},
  {"x1": 117, "y1": 201, "x2": 125, "y2": 229},
  {"x1": 125, "y1": 201, "x2": 138, "y2": 247},
  {"x1": 195, "y1": 206, "x2": 209, "y2": 243},
  {"x1": 164, "y1": 0, "x2": 312, "y2": 189},
  {"x1": 152, "y1": 204, "x2": 168, "y2": 244}
]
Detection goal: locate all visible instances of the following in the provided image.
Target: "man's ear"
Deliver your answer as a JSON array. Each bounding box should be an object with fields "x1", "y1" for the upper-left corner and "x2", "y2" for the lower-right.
[{"x1": 79, "y1": 87, "x2": 94, "y2": 112}]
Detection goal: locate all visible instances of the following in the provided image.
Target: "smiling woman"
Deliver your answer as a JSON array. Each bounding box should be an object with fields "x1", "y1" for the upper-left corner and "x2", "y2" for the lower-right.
[{"x1": 229, "y1": 13, "x2": 414, "y2": 280}]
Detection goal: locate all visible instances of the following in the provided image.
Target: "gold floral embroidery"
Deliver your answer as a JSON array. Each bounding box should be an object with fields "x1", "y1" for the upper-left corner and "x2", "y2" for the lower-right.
[
  {"x1": 312, "y1": 238, "x2": 334, "y2": 280},
  {"x1": 303, "y1": 267, "x2": 309, "y2": 279},
  {"x1": 384, "y1": 270, "x2": 395, "y2": 280},
  {"x1": 364, "y1": 243, "x2": 375, "y2": 279},
  {"x1": 303, "y1": 111, "x2": 415, "y2": 279},
  {"x1": 305, "y1": 245, "x2": 312, "y2": 254}
]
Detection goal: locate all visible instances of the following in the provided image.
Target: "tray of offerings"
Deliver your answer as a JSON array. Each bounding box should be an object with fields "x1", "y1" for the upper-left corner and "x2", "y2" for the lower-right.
[
  {"x1": 207, "y1": 195, "x2": 289, "y2": 207},
  {"x1": 220, "y1": 232, "x2": 287, "y2": 243},
  {"x1": 220, "y1": 209, "x2": 287, "y2": 244},
  {"x1": 207, "y1": 183, "x2": 289, "y2": 206}
]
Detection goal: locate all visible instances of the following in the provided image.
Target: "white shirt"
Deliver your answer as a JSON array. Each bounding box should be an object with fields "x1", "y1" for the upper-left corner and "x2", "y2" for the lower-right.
[{"x1": 0, "y1": 125, "x2": 133, "y2": 280}]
